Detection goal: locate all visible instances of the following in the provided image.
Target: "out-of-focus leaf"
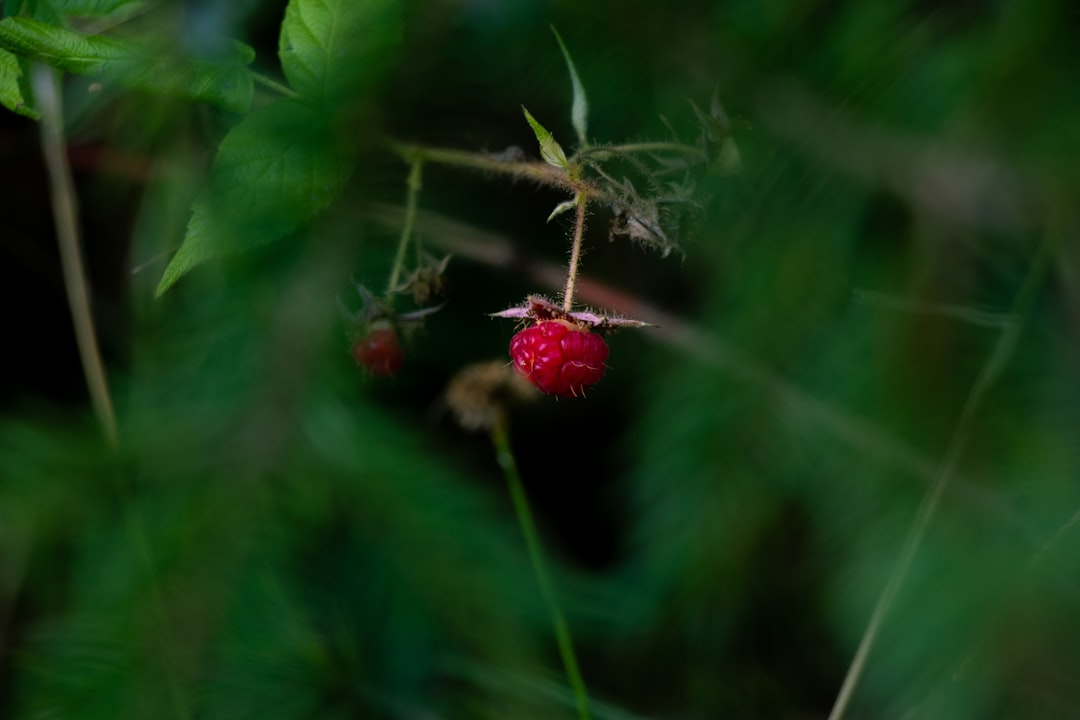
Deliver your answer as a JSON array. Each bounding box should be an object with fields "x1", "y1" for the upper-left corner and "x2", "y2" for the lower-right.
[
  {"x1": 0, "y1": 17, "x2": 118, "y2": 74},
  {"x1": 3, "y1": 0, "x2": 61, "y2": 23},
  {"x1": 279, "y1": 0, "x2": 402, "y2": 101},
  {"x1": 551, "y1": 26, "x2": 588, "y2": 149},
  {"x1": 0, "y1": 17, "x2": 254, "y2": 112},
  {"x1": 156, "y1": 99, "x2": 354, "y2": 295},
  {"x1": 0, "y1": 47, "x2": 39, "y2": 119},
  {"x1": 522, "y1": 105, "x2": 568, "y2": 168},
  {"x1": 51, "y1": 0, "x2": 144, "y2": 17},
  {"x1": 715, "y1": 137, "x2": 742, "y2": 175}
]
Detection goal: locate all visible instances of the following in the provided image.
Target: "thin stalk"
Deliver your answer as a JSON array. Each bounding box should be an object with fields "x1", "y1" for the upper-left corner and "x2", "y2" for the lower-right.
[
  {"x1": 605, "y1": 141, "x2": 703, "y2": 156},
  {"x1": 388, "y1": 142, "x2": 575, "y2": 190},
  {"x1": 491, "y1": 423, "x2": 593, "y2": 720},
  {"x1": 33, "y1": 65, "x2": 118, "y2": 449},
  {"x1": 826, "y1": 229, "x2": 1055, "y2": 720},
  {"x1": 562, "y1": 194, "x2": 586, "y2": 311},
  {"x1": 577, "y1": 142, "x2": 705, "y2": 162},
  {"x1": 37, "y1": 62, "x2": 190, "y2": 720},
  {"x1": 252, "y1": 71, "x2": 300, "y2": 98},
  {"x1": 387, "y1": 156, "x2": 423, "y2": 294}
]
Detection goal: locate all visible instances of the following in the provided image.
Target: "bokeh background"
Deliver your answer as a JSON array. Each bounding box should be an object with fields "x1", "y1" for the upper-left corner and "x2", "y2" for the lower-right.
[{"x1": 2, "y1": 0, "x2": 1079, "y2": 717}]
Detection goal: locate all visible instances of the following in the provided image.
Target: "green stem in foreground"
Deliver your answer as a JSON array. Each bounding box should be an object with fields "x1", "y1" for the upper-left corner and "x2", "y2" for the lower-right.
[
  {"x1": 33, "y1": 64, "x2": 119, "y2": 450},
  {"x1": 563, "y1": 193, "x2": 587, "y2": 311},
  {"x1": 387, "y1": 156, "x2": 423, "y2": 295},
  {"x1": 491, "y1": 423, "x2": 593, "y2": 720}
]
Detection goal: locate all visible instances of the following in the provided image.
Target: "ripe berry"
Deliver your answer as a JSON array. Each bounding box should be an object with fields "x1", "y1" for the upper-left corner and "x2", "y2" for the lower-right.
[
  {"x1": 351, "y1": 322, "x2": 404, "y2": 376},
  {"x1": 509, "y1": 320, "x2": 609, "y2": 397}
]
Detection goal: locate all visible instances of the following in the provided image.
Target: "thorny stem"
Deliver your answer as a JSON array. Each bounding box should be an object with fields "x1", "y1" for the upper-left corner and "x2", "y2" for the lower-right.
[
  {"x1": 826, "y1": 228, "x2": 1055, "y2": 720},
  {"x1": 491, "y1": 422, "x2": 593, "y2": 720},
  {"x1": 33, "y1": 65, "x2": 119, "y2": 450},
  {"x1": 388, "y1": 142, "x2": 600, "y2": 312},
  {"x1": 387, "y1": 155, "x2": 423, "y2": 294},
  {"x1": 388, "y1": 141, "x2": 705, "y2": 204},
  {"x1": 563, "y1": 194, "x2": 587, "y2": 311},
  {"x1": 389, "y1": 141, "x2": 582, "y2": 194}
]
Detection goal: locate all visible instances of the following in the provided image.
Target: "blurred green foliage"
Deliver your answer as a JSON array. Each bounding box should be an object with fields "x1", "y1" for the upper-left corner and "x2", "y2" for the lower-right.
[{"x1": 2, "y1": 0, "x2": 1080, "y2": 718}]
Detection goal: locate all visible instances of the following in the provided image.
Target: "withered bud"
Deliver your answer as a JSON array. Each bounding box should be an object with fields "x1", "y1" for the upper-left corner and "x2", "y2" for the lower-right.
[
  {"x1": 445, "y1": 359, "x2": 538, "y2": 431},
  {"x1": 391, "y1": 254, "x2": 452, "y2": 307}
]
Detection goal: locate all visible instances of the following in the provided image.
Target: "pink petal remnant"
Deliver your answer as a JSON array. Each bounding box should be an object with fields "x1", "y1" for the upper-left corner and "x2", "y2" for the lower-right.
[{"x1": 492, "y1": 295, "x2": 652, "y2": 332}]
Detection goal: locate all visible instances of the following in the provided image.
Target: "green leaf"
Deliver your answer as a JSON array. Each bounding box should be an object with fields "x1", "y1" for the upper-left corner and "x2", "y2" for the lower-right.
[
  {"x1": 550, "y1": 26, "x2": 588, "y2": 149},
  {"x1": 156, "y1": 100, "x2": 355, "y2": 295},
  {"x1": 0, "y1": 17, "x2": 126, "y2": 74},
  {"x1": 4, "y1": 0, "x2": 62, "y2": 24},
  {"x1": 521, "y1": 105, "x2": 567, "y2": 168},
  {"x1": 279, "y1": 0, "x2": 402, "y2": 101},
  {"x1": 0, "y1": 17, "x2": 254, "y2": 113},
  {"x1": 50, "y1": 0, "x2": 145, "y2": 17},
  {"x1": 546, "y1": 198, "x2": 576, "y2": 222},
  {"x1": 0, "y1": 47, "x2": 40, "y2": 119},
  {"x1": 5, "y1": 0, "x2": 143, "y2": 20}
]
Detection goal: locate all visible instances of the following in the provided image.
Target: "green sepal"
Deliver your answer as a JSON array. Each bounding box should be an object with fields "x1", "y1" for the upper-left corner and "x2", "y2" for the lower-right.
[{"x1": 522, "y1": 105, "x2": 567, "y2": 168}]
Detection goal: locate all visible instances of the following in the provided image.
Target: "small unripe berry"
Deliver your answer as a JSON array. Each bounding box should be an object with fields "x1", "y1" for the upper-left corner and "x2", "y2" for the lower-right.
[
  {"x1": 509, "y1": 320, "x2": 608, "y2": 397},
  {"x1": 351, "y1": 322, "x2": 404, "y2": 376}
]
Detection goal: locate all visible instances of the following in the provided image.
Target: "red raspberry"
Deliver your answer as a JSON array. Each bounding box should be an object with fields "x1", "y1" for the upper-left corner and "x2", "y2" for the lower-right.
[
  {"x1": 509, "y1": 320, "x2": 609, "y2": 397},
  {"x1": 351, "y1": 322, "x2": 404, "y2": 376}
]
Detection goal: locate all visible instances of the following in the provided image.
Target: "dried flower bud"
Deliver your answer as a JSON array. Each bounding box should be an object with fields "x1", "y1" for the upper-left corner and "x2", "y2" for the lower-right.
[{"x1": 445, "y1": 360, "x2": 537, "y2": 431}]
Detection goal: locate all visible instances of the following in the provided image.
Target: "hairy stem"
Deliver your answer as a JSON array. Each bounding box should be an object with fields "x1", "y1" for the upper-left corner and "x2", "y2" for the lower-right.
[
  {"x1": 491, "y1": 423, "x2": 593, "y2": 720},
  {"x1": 387, "y1": 156, "x2": 423, "y2": 294},
  {"x1": 33, "y1": 65, "x2": 118, "y2": 449},
  {"x1": 388, "y1": 141, "x2": 584, "y2": 191},
  {"x1": 563, "y1": 194, "x2": 587, "y2": 311}
]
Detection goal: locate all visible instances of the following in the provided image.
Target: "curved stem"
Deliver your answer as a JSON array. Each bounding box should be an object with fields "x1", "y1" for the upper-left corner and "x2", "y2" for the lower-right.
[
  {"x1": 562, "y1": 194, "x2": 587, "y2": 311},
  {"x1": 33, "y1": 64, "x2": 118, "y2": 449},
  {"x1": 491, "y1": 423, "x2": 593, "y2": 720},
  {"x1": 387, "y1": 156, "x2": 423, "y2": 294}
]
